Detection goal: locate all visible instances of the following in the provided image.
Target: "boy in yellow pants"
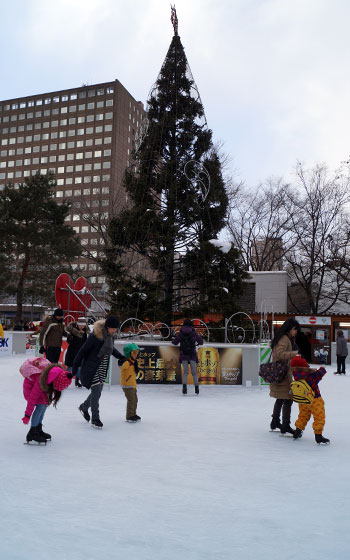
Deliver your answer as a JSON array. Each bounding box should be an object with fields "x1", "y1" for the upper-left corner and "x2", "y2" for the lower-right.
[
  {"x1": 121, "y1": 343, "x2": 141, "y2": 423},
  {"x1": 290, "y1": 356, "x2": 330, "y2": 444}
]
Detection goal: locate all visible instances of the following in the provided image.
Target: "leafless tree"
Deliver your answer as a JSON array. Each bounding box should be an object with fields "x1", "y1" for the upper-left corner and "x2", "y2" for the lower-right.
[{"x1": 285, "y1": 163, "x2": 350, "y2": 313}]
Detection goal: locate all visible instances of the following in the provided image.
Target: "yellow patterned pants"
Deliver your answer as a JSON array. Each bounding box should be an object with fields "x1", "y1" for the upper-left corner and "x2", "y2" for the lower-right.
[{"x1": 295, "y1": 397, "x2": 326, "y2": 434}]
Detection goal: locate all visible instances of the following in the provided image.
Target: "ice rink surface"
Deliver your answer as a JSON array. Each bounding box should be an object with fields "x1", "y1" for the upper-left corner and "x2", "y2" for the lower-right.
[{"x1": 0, "y1": 354, "x2": 349, "y2": 560}]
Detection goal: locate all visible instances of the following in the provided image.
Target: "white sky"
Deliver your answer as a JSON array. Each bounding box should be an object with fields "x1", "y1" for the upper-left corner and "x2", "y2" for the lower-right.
[{"x1": 1, "y1": 0, "x2": 350, "y2": 186}]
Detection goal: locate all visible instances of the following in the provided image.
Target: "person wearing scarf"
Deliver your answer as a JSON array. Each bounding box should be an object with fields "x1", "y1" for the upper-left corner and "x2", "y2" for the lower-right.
[{"x1": 72, "y1": 315, "x2": 124, "y2": 428}]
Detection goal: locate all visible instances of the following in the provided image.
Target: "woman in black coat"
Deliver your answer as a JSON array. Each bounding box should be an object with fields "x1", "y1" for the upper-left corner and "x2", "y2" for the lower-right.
[{"x1": 72, "y1": 315, "x2": 124, "y2": 428}]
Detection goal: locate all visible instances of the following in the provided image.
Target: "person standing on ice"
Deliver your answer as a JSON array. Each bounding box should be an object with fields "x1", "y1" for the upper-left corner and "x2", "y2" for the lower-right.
[
  {"x1": 172, "y1": 319, "x2": 203, "y2": 395},
  {"x1": 65, "y1": 318, "x2": 88, "y2": 387},
  {"x1": 73, "y1": 315, "x2": 124, "y2": 429},
  {"x1": 335, "y1": 330, "x2": 348, "y2": 374},
  {"x1": 39, "y1": 308, "x2": 67, "y2": 363},
  {"x1": 290, "y1": 355, "x2": 330, "y2": 444},
  {"x1": 269, "y1": 318, "x2": 300, "y2": 435},
  {"x1": 121, "y1": 343, "x2": 141, "y2": 422},
  {"x1": 20, "y1": 356, "x2": 72, "y2": 444}
]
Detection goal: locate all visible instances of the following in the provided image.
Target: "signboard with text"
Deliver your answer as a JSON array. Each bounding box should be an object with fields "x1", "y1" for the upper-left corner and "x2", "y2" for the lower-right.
[
  {"x1": 295, "y1": 316, "x2": 331, "y2": 326},
  {"x1": 0, "y1": 334, "x2": 13, "y2": 355}
]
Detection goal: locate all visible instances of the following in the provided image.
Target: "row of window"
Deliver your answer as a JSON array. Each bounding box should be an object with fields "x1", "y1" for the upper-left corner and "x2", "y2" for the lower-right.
[
  {"x1": 1, "y1": 160, "x2": 111, "y2": 172},
  {"x1": 1, "y1": 113, "x2": 114, "y2": 134},
  {"x1": 56, "y1": 187, "x2": 110, "y2": 197},
  {"x1": 0, "y1": 138, "x2": 113, "y2": 158},
  {"x1": 0, "y1": 170, "x2": 111, "y2": 181},
  {"x1": 1, "y1": 125, "x2": 113, "y2": 145},
  {"x1": 0, "y1": 101, "x2": 115, "y2": 122},
  {"x1": 72, "y1": 224, "x2": 108, "y2": 233},
  {"x1": 0, "y1": 150, "x2": 112, "y2": 166},
  {"x1": 0, "y1": 87, "x2": 114, "y2": 111}
]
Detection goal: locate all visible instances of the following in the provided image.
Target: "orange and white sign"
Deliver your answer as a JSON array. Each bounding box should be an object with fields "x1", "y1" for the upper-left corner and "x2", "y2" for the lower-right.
[{"x1": 295, "y1": 316, "x2": 331, "y2": 326}]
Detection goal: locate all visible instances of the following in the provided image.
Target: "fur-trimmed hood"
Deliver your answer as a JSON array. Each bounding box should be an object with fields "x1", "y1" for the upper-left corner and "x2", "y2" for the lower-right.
[
  {"x1": 67, "y1": 322, "x2": 85, "y2": 338},
  {"x1": 92, "y1": 319, "x2": 106, "y2": 341}
]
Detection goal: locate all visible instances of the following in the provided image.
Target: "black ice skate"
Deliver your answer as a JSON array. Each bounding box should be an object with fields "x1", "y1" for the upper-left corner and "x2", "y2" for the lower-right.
[
  {"x1": 195, "y1": 385, "x2": 199, "y2": 395},
  {"x1": 293, "y1": 428, "x2": 303, "y2": 440},
  {"x1": 182, "y1": 384, "x2": 187, "y2": 395},
  {"x1": 280, "y1": 424, "x2": 296, "y2": 436},
  {"x1": 270, "y1": 417, "x2": 282, "y2": 431},
  {"x1": 91, "y1": 419, "x2": 103, "y2": 429},
  {"x1": 315, "y1": 434, "x2": 330, "y2": 444},
  {"x1": 79, "y1": 405, "x2": 90, "y2": 423},
  {"x1": 25, "y1": 427, "x2": 47, "y2": 445},
  {"x1": 38, "y1": 423, "x2": 51, "y2": 441},
  {"x1": 126, "y1": 416, "x2": 139, "y2": 422}
]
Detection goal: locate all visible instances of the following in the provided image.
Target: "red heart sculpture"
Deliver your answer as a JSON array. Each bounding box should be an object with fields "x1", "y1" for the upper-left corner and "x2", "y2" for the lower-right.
[{"x1": 55, "y1": 274, "x2": 92, "y2": 321}]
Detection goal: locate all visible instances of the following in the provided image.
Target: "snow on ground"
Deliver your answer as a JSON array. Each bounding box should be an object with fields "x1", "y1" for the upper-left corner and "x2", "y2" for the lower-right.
[{"x1": 0, "y1": 354, "x2": 349, "y2": 560}]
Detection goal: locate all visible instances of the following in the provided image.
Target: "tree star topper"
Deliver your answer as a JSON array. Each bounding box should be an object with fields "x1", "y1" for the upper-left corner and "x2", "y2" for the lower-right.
[{"x1": 171, "y1": 5, "x2": 178, "y2": 35}]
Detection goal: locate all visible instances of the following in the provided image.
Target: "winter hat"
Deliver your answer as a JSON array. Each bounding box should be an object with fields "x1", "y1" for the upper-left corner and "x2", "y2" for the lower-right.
[
  {"x1": 291, "y1": 356, "x2": 309, "y2": 368},
  {"x1": 47, "y1": 366, "x2": 71, "y2": 391},
  {"x1": 77, "y1": 317, "x2": 87, "y2": 326},
  {"x1": 183, "y1": 318, "x2": 193, "y2": 326},
  {"x1": 104, "y1": 314, "x2": 120, "y2": 329},
  {"x1": 123, "y1": 343, "x2": 140, "y2": 358},
  {"x1": 54, "y1": 308, "x2": 64, "y2": 317}
]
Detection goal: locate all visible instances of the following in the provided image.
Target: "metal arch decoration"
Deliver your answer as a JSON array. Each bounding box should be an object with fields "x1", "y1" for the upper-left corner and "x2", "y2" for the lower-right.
[
  {"x1": 225, "y1": 312, "x2": 257, "y2": 344},
  {"x1": 150, "y1": 322, "x2": 172, "y2": 340},
  {"x1": 184, "y1": 160, "x2": 210, "y2": 203},
  {"x1": 119, "y1": 318, "x2": 151, "y2": 340}
]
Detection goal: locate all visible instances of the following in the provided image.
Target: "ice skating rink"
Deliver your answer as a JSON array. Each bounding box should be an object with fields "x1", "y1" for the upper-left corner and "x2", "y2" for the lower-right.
[{"x1": 1, "y1": 354, "x2": 349, "y2": 560}]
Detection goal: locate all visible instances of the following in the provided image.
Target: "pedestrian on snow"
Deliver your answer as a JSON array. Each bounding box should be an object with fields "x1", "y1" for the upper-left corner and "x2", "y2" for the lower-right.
[
  {"x1": 172, "y1": 319, "x2": 203, "y2": 395},
  {"x1": 290, "y1": 355, "x2": 330, "y2": 444},
  {"x1": 64, "y1": 318, "x2": 88, "y2": 387},
  {"x1": 73, "y1": 315, "x2": 124, "y2": 428},
  {"x1": 335, "y1": 330, "x2": 348, "y2": 375},
  {"x1": 121, "y1": 343, "x2": 141, "y2": 422},
  {"x1": 20, "y1": 356, "x2": 72, "y2": 444},
  {"x1": 269, "y1": 318, "x2": 300, "y2": 435},
  {"x1": 39, "y1": 308, "x2": 67, "y2": 363}
]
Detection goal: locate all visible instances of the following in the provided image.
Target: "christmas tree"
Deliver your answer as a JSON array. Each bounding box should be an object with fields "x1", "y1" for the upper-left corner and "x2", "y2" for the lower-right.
[{"x1": 105, "y1": 7, "x2": 248, "y2": 323}]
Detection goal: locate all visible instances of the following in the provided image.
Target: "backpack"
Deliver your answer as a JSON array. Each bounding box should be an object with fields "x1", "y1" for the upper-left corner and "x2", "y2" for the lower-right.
[
  {"x1": 290, "y1": 379, "x2": 315, "y2": 404},
  {"x1": 180, "y1": 332, "x2": 196, "y2": 356}
]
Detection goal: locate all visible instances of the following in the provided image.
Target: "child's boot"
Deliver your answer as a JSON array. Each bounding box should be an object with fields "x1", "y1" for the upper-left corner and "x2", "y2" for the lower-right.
[
  {"x1": 293, "y1": 428, "x2": 303, "y2": 439},
  {"x1": 315, "y1": 434, "x2": 330, "y2": 444},
  {"x1": 38, "y1": 423, "x2": 51, "y2": 441},
  {"x1": 182, "y1": 384, "x2": 187, "y2": 395},
  {"x1": 26, "y1": 426, "x2": 47, "y2": 444}
]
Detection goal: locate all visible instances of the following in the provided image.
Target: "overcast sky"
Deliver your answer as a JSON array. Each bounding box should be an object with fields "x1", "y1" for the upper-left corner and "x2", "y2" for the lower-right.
[{"x1": 1, "y1": 0, "x2": 350, "y2": 186}]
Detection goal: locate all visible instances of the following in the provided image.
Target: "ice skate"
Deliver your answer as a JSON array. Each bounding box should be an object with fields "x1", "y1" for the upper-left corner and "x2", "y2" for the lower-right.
[
  {"x1": 91, "y1": 418, "x2": 103, "y2": 429},
  {"x1": 126, "y1": 416, "x2": 138, "y2": 423},
  {"x1": 293, "y1": 428, "x2": 303, "y2": 440},
  {"x1": 315, "y1": 434, "x2": 330, "y2": 444},
  {"x1": 38, "y1": 423, "x2": 51, "y2": 441},
  {"x1": 25, "y1": 427, "x2": 47, "y2": 445},
  {"x1": 182, "y1": 384, "x2": 187, "y2": 395},
  {"x1": 195, "y1": 385, "x2": 199, "y2": 395},
  {"x1": 79, "y1": 405, "x2": 90, "y2": 423}
]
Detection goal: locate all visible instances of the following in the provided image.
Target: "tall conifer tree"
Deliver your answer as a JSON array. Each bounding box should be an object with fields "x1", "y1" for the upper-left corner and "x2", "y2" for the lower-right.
[{"x1": 106, "y1": 9, "x2": 247, "y2": 322}]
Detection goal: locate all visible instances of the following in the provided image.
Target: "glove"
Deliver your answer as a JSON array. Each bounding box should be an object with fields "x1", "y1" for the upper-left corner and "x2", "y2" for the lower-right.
[
  {"x1": 39, "y1": 346, "x2": 45, "y2": 355},
  {"x1": 118, "y1": 358, "x2": 126, "y2": 366},
  {"x1": 22, "y1": 415, "x2": 30, "y2": 425},
  {"x1": 67, "y1": 372, "x2": 74, "y2": 379}
]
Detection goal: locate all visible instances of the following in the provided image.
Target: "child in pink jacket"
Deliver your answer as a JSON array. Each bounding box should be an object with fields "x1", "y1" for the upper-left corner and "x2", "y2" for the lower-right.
[{"x1": 20, "y1": 357, "x2": 72, "y2": 444}]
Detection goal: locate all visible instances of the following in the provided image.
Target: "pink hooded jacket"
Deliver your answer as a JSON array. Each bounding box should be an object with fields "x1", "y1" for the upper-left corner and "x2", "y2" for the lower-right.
[{"x1": 23, "y1": 374, "x2": 49, "y2": 417}]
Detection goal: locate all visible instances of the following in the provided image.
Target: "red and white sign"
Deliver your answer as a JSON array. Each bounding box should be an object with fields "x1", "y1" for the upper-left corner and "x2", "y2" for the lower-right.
[{"x1": 295, "y1": 316, "x2": 331, "y2": 326}]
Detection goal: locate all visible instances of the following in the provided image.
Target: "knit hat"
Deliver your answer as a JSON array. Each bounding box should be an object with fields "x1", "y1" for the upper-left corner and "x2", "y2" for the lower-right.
[
  {"x1": 123, "y1": 343, "x2": 140, "y2": 358},
  {"x1": 104, "y1": 314, "x2": 120, "y2": 329},
  {"x1": 54, "y1": 308, "x2": 64, "y2": 317},
  {"x1": 291, "y1": 356, "x2": 309, "y2": 368},
  {"x1": 77, "y1": 317, "x2": 87, "y2": 326},
  {"x1": 47, "y1": 366, "x2": 71, "y2": 391}
]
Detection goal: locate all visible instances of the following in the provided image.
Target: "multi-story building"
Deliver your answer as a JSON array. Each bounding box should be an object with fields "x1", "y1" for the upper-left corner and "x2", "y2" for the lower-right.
[{"x1": 0, "y1": 80, "x2": 144, "y2": 297}]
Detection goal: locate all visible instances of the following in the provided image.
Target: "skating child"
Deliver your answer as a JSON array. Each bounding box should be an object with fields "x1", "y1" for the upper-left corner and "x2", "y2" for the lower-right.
[
  {"x1": 120, "y1": 343, "x2": 140, "y2": 422},
  {"x1": 290, "y1": 355, "x2": 330, "y2": 444},
  {"x1": 20, "y1": 356, "x2": 72, "y2": 444}
]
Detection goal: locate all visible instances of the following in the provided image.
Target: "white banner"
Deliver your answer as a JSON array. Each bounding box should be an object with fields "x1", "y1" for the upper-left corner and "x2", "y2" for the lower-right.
[
  {"x1": 295, "y1": 316, "x2": 331, "y2": 326},
  {"x1": 0, "y1": 334, "x2": 13, "y2": 355}
]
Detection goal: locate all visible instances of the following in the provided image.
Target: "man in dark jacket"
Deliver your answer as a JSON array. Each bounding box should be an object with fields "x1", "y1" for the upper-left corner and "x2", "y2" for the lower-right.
[
  {"x1": 73, "y1": 315, "x2": 124, "y2": 428},
  {"x1": 65, "y1": 318, "x2": 88, "y2": 387},
  {"x1": 39, "y1": 308, "x2": 67, "y2": 363},
  {"x1": 336, "y1": 330, "x2": 348, "y2": 374}
]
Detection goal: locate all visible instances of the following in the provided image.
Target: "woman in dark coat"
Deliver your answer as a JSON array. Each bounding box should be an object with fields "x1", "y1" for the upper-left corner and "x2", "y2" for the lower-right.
[
  {"x1": 270, "y1": 318, "x2": 300, "y2": 435},
  {"x1": 172, "y1": 319, "x2": 203, "y2": 395},
  {"x1": 64, "y1": 319, "x2": 88, "y2": 387},
  {"x1": 72, "y1": 315, "x2": 124, "y2": 428}
]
